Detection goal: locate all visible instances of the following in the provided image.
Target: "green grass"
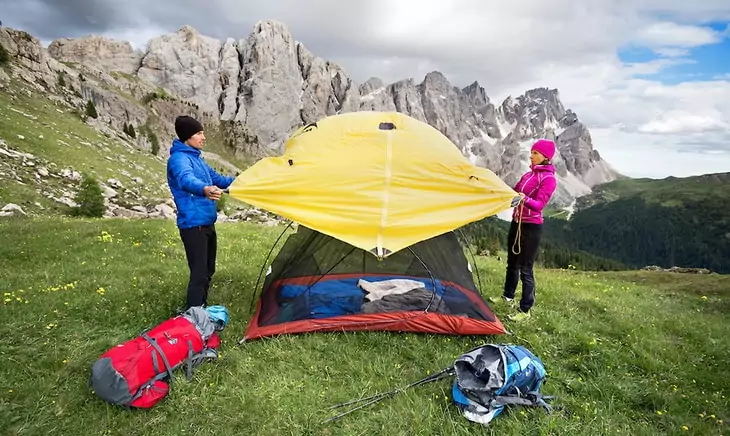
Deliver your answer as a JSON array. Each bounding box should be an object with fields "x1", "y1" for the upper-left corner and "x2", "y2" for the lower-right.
[
  {"x1": 0, "y1": 217, "x2": 727, "y2": 435},
  {"x1": 0, "y1": 79, "x2": 171, "y2": 215}
]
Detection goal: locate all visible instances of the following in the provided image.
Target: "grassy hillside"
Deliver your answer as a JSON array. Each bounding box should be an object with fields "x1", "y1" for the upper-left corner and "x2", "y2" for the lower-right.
[
  {"x1": 0, "y1": 77, "x2": 249, "y2": 216},
  {"x1": 545, "y1": 173, "x2": 730, "y2": 273},
  {"x1": 0, "y1": 78, "x2": 169, "y2": 215},
  {"x1": 0, "y1": 217, "x2": 727, "y2": 435},
  {"x1": 576, "y1": 173, "x2": 730, "y2": 209}
]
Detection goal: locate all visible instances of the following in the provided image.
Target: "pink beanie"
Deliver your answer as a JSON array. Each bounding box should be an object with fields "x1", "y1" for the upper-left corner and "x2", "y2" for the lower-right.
[{"x1": 531, "y1": 139, "x2": 556, "y2": 160}]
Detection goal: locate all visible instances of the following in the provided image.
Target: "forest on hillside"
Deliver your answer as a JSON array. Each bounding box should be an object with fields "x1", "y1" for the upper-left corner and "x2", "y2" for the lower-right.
[
  {"x1": 546, "y1": 195, "x2": 730, "y2": 274},
  {"x1": 460, "y1": 217, "x2": 626, "y2": 271},
  {"x1": 462, "y1": 187, "x2": 729, "y2": 274}
]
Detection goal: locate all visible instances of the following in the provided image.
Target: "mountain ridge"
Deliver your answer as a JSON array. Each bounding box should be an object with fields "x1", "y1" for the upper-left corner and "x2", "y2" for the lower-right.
[
  {"x1": 2, "y1": 22, "x2": 727, "y2": 273},
  {"x1": 38, "y1": 19, "x2": 621, "y2": 207}
]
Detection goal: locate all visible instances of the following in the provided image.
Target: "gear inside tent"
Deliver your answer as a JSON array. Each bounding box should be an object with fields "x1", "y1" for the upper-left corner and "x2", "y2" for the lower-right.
[
  {"x1": 242, "y1": 225, "x2": 506, "y2": 340},
  {"x1": 227, "y1": 111, "x2": 520, "y2": 341}
]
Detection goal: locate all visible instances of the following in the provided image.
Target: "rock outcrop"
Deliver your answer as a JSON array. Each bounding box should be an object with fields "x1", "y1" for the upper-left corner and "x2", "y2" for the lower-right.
[
  {"x1": 48, "y1": 36, "x2": 143, "y2": 75},
  {"x1": 0, "y1": 27, "x2": 66, "y2": 90},
  {"x1": 642, "y1": 265, "x2": 713, "y2": 274},
  {"x1": 233, "y1": 20, "x2": 305, "y2": 150},
  {"x1": 297, "y1": 42, "x2": 361, "y2": 124},
  {"x1": 137, "y1": 25, "x2": 224, "y2": 116}
]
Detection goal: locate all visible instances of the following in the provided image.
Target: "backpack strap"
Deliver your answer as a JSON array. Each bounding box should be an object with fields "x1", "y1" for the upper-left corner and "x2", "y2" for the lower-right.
[
  {"x1": 124, "y1": 334, "x2": 176, "y2": 406},
  {"x1": 183, "y1": 339, "x2": 221, "y2": 382},
  {"x1": 150, "y1": 348, "x2": 160, "y2": 374},
  {"x1": 142, "y1": 333, "x2": 175, "y2": 383},
  {"x1": 492, "y1": 390, "x2": 554, "y2": 413}
]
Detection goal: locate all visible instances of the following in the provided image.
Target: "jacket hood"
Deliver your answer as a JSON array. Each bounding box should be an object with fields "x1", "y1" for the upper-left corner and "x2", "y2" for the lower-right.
[{"x1": 170, "y1": 138, "x2": 201, "y2": 156}]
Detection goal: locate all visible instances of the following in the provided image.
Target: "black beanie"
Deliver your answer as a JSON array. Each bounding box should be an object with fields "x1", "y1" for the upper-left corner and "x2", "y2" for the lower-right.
[{"x1": 175, "y1": 115, "x2": 204, "y2": 142}]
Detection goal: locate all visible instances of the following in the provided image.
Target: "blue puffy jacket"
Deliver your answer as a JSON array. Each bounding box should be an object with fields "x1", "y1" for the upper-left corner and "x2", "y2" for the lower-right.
[{"x1": 166, "y1": 139, "x2": 235, "y2": 229}]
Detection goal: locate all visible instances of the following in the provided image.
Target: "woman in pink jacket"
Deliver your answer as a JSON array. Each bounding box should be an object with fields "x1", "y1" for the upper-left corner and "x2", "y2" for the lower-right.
[{"x1": 491, "y1": 139, "x2": 558, "y2": 321}]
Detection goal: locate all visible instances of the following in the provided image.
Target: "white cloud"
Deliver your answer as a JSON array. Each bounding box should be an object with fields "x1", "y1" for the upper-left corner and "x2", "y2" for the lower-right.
[
  {"x1": 299, "y1": 2, "x2": 730, "y2": 179},
  {"x1": 592, "y1": 128, "x2": 730, "y2": 179},
  {"x1": 101, "y1": 27, "x2": 170, "y2": 51},
  {"x1": 638, "y1": 111, "x2": 728, "y2": 134},
  {"x1": 634, "y1": 22, "x2": 724, "y2": 48}
]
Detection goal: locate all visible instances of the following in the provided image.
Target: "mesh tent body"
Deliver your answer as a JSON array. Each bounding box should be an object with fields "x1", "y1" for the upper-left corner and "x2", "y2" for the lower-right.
[{"x1": 242, "y1": 225, "x2": 506, "y2": 341}]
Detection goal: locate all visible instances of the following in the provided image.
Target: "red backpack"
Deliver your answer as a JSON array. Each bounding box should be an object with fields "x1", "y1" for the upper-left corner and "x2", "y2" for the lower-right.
[{"x1": 89, "y1": 306, "x2": 224, "y2": 408}]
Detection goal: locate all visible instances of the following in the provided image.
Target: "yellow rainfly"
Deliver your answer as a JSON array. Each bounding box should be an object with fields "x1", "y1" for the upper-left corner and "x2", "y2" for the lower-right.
[{"x1": 227, "y1": 111, "x2": 519, "y2": 258}]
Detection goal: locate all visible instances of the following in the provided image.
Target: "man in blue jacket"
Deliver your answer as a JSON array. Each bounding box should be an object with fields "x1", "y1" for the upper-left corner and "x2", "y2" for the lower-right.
[{"x1": 167, "y1": 115, "x2": 235, "y2": 309}]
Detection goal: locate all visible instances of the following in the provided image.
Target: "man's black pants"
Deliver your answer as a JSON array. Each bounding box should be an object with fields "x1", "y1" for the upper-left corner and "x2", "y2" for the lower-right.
[
  {"x1": 503, "y1": 220, "x2": 543, "y2": 313},
  {"x1": 179, "y1": 224, "x2": 217, "y2": 308}
]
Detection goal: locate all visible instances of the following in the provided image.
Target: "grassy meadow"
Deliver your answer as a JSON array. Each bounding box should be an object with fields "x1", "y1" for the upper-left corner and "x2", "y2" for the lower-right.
[{"x1": 0, "y1": 217, "x2": 728, "y2": 435}]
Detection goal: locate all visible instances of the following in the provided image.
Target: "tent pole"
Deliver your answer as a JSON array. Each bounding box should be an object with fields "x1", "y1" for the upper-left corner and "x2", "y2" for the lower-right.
[
  {"x1": 249, "y1": 220, "x2": 293, "y2": 313},
  {"x1": 407, "y1": 247, "x2": 440, "y2": 312},
  {"x1": 457, "y1": 228, "x2": 485, "y2": 294}
]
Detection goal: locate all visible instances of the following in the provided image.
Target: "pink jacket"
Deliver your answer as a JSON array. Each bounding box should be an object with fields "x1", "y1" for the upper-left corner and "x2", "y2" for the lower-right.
[{"x1": 512, "y1": 164, "x2": 557, "y2": 224}]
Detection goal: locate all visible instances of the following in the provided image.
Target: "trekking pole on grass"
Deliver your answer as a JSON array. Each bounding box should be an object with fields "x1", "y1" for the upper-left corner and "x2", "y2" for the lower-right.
[{"x1": 321, "y1": 366, "x2": 455, "y2": 424}]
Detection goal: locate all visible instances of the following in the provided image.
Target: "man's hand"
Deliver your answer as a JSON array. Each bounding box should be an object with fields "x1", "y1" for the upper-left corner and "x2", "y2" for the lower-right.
[{"x1": 204, "y1": 186, "x2": 222, "y2": 201}]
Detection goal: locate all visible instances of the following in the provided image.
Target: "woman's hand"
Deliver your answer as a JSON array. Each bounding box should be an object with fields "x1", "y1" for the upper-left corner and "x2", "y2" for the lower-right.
[{"x1": 511, "y1": 193, "x2": 525, "y2": 208}]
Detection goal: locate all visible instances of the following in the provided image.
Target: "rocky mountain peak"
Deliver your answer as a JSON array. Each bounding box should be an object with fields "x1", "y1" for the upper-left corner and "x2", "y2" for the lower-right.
[
  {"x1": 497, "y1": 87, "x2": 566, "y2": 141},
  {"x1": 1, "y1": 28, "x2": 47, "y2": 68},
  {"x1": 359, "y1": 77, "x2": 385, "y2": 95},
  {"x1": 252, "y1": 19, "x2": 294, "y2": 40},
  {"x1": 233, "y1": 18, "x2": 305, "y2": 148},
  {"x1": 177, "y1": 24, "x2": 201, "y2": 41},
  {"x1": 462, "y1": 81, "x2": 490, "y2": 108},
  {"x1": 1, "y1": 20, "x2": 621, "y2": 211},
  {"x1": 422, "y1": 70, "x2": 450, "y2": 86},
  {"x1": 0, "y1": 27, "x2": 68, "y2": 90}
]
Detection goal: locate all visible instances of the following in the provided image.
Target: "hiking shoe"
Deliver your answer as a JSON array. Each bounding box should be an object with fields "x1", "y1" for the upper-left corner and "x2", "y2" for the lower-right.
[
  {"x1": 508, "y1": 311, "x2": 531, "y2": 322},
  {"x1": 488, "y1": 295, "x2": 514, "y2": 305}
]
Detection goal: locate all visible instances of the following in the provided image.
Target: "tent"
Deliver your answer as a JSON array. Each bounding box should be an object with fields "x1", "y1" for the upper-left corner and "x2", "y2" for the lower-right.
[
  {"x1": 241, "y1": 224, "x2": 507, "y2": 341},
  {"x1": 227, "y1": 111, "x2": 519, "y2": 258},
  {"x1": 227, "y1": 111, "x2": 519, "y2": 341}
]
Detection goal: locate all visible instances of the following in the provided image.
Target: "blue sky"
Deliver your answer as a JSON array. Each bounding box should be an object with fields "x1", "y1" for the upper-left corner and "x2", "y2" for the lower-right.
[{"x1": 619, "y1": 22, "x2": 730, "y2": 84}]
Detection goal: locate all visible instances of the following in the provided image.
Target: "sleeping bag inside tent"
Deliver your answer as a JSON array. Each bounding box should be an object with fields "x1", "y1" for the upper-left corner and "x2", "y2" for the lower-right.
[{"x1": 242, "y1": 225, "x2": 506, "y2": 341}]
